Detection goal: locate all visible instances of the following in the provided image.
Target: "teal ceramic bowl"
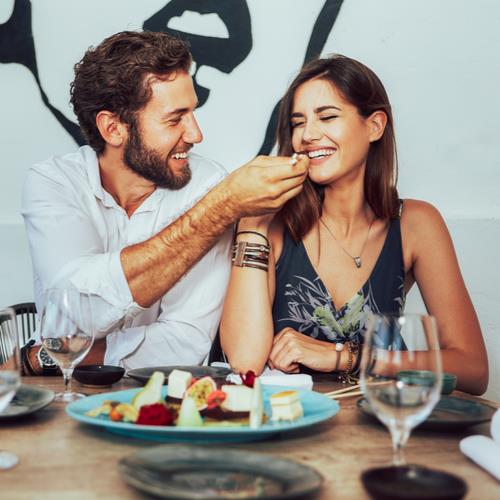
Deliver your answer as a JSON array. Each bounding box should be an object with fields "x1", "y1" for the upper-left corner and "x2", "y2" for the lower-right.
[
  {"x1": 397, "y1": 370, "x2": 457, "y2": 395},
  {"x1": 441, "y1": 373, "x2": 458, "y2": 395}
]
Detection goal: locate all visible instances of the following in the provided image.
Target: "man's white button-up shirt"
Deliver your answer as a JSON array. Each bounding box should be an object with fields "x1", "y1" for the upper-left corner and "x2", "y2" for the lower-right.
[{"x1": 21, "y1": 146, "x2": 232, "y2": 369}]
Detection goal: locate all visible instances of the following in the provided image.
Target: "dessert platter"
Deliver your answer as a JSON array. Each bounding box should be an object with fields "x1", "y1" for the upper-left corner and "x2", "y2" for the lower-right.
[{"x1": 66, "y1": 369, "x2": 339, "y2": 443}]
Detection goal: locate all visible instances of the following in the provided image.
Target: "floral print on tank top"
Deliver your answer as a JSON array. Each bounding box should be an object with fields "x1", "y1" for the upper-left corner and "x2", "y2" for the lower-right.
[{"x1": 277, "y1": 274, "x2": 405, "y2": 347}]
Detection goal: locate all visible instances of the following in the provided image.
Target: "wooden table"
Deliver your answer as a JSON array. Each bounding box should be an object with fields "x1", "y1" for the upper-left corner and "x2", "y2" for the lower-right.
[{"x1": 1, "y1": 376, "x2": 498, "y2": 499}]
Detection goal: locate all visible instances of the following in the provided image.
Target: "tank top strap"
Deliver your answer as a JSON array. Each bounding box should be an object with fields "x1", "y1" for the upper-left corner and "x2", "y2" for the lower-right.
[{"x1": 275, "y1": 226, "x2": 301, "y2": 271}]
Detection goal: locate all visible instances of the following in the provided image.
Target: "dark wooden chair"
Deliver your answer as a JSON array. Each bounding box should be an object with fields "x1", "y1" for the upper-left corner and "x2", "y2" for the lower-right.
[
  {"x1": 207, "y1": 329, "x2": 227, "y2": 364},
  {"x1": 9, "y1": 302, "x2": 37, "y2": 346}
]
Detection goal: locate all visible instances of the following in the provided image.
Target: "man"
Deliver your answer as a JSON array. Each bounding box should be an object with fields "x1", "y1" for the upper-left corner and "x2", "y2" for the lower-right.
[{"x1": 20, "y1": 30, "x2": 308, "y2": 374}]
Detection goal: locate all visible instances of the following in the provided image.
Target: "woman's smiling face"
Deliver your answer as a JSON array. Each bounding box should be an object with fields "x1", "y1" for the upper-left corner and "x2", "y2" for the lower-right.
[{"x1": 290, "y1": 78, "x2": 375, "y2": 186}]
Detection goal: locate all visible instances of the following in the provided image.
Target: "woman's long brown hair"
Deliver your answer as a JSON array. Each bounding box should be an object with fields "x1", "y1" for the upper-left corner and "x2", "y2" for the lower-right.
[{"x1": 277, "y1": 55, "x2": 399, "y2": 242}]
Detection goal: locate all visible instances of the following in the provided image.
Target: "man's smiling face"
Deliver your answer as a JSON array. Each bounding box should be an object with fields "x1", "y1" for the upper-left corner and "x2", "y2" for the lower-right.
[{"x1": 123, "y1": 71, "x2": 203, "y2": 190}]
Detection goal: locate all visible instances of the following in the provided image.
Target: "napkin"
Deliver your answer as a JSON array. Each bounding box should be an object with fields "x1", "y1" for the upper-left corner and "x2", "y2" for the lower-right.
[
  {"x1": 459, "y1": 408, "x2": 500, "y2": 481},
  {"x1": 260, "y1": 373, "x2": 313, "y2": 391},
  {"x1": 211, "y1": 363, "x2": 314, "y2": 391}
]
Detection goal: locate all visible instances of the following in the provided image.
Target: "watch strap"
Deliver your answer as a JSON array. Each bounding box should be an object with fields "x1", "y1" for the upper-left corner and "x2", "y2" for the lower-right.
[{"x1": 20, "y1": 339, "x2": 36, "y2": 376}]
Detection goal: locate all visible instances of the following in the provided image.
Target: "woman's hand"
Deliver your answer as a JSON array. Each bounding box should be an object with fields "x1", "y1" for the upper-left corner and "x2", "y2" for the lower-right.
[{"x1": 268, "y1": 327, "x2": 337, "y2": 373}]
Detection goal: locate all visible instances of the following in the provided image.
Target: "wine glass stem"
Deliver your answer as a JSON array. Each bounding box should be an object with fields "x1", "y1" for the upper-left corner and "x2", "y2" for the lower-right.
[
  {"x1": 390, "y1": 424, "x2": 409, "y2": 466},
  {"x1": 62, "y1": 368, "x2": 73, "y2": 395}
]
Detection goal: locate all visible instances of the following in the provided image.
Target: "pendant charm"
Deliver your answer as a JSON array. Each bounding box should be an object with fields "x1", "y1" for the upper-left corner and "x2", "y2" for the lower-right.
[{"x1": 354, "y1": 257, "x2": 362, "y2": 268}]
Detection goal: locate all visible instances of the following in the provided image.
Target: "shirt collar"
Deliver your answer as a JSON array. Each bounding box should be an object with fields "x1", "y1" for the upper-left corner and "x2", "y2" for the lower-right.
[
  {"x1": 85, "y1": 147, "x2": 115, "y2": 208},
  {"x1": 85, "y1": 146, "x2": 163, "y2": 213}
]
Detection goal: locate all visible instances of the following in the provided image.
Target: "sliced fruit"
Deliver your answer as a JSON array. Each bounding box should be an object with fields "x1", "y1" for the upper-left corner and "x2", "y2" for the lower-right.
[
  {"x1": 206, "y1": 389, "x2": 227, "y2": 410},
  {"x1": 85, "y1": 400, "x2": 118, "y2": 418},
  {"x1": 177, "y1": 396, "x2": 203, "y2": 427},
  {"x1": 109, "y1": 406, "x2": 123, "y2": 422},
  {"x1": 184, "y1": 376, "x2": 217, "y2": 410},
  {"x1": 114, "y1": 403, "x2": 139, "y2": 423},
  {"x1": 132, "y1": 371, "x2": 165, "y2": 410}
]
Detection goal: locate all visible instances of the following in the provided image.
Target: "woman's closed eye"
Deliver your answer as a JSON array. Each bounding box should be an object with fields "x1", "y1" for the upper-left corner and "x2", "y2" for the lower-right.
[
  {"x1": 320, "y1": 114, "x2": 338, "y2": 122},
  {"x1": 290, "y1": 120, "x2": 305, "y2": 129}
]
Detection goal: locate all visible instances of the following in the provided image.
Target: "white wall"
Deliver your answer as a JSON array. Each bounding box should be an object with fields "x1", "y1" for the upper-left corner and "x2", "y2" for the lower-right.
[{"x1": 1, "y1": 0, "x2": 498, "y2": 399}]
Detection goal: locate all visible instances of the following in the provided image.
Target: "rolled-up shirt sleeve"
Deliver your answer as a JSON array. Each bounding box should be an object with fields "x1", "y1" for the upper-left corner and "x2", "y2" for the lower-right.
[{"x1": 21, "y1": 165, "x2": 144, "y2": 339}]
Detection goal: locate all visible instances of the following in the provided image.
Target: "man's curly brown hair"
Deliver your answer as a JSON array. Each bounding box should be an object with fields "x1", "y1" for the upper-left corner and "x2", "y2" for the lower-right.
[{"x1": 70, "y1": 30, "x2": 191, "y2": 154}]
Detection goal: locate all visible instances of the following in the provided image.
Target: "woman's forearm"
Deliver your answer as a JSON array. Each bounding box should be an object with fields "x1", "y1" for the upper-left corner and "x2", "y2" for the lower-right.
[
  {"x1": 441, "y1": 348, "x2": 488, "y2": 395},
  {"x1": 220, "y1": 224, "x2": 276, "y2": 375}
]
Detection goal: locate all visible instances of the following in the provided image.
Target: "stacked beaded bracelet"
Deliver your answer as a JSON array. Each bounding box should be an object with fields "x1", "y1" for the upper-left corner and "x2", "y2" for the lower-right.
[{"x1": 338, "y1": 340, "x2": 360, "y2": 384}]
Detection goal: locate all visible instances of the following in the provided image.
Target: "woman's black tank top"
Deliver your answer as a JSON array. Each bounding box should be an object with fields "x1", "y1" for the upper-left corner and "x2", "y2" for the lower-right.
[{"x1": 272, "y1": 217, "x2": 406, "y2": 345}]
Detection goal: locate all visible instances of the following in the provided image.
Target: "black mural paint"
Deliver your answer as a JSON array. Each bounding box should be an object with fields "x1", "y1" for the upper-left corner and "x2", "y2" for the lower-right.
[
  {"x1": 257, "y1": 0, "x2": 344, "y2": 155},
  {"x1": 0, "y1": 0, "x2": 85, "y2": 145},
  {"x1": 0, "y1": 0, "x2": 341, "y2": 153},
  {"x1": 144, "y1": 0, "x2": 252, "y2": 107}
]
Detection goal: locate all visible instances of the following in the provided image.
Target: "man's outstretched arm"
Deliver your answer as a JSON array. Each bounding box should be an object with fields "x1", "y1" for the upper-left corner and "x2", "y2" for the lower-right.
[{"x1": 121, "y1": 155, "x2": 309, "y2": 307}]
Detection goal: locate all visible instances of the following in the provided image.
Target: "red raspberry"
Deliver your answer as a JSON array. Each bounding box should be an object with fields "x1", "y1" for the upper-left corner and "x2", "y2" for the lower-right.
[
  {"x1": 241, "y1": 370, "x2": 256, "y2": 388},
  {"x1": 136, "y1": 403, "x2": 175, "y2": 426}
]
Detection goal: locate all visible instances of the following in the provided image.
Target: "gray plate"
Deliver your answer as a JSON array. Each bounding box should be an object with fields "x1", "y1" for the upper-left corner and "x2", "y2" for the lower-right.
[
  {"x1": 119, "y1": 445, "x2": 323, "y2": 499},
  {"x1": 0, "y1": 384, "x2": 55, "y2": 419},
  {"x1": 127, "y1": 365, "x2": 232, "y2": 385},
  {"x1": 357, "y1": 396, "x2": 496, "y2": 431}
]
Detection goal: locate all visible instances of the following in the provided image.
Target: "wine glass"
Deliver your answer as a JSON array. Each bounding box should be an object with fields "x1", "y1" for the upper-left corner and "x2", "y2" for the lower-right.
[
  {"x1": 0, "y1": 307, "x2": 21, "y2": 469},
  {"x1": 39, "y1": 288, "x2": 95, "y2": 402},
  {"x1": 360, "y1": 313, "x2": 442, "y2": 467}
]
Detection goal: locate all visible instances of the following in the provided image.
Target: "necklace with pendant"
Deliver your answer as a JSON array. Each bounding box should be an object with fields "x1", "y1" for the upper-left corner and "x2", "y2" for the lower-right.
[{"x1": 319, "y1": 215, "x2": 375, "y2": 269}]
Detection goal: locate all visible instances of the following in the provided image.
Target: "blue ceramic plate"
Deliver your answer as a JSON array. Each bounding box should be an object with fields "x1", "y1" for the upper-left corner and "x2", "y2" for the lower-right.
[{"x1": 66, "y1": 386, "x2": 339, "y2": 443}]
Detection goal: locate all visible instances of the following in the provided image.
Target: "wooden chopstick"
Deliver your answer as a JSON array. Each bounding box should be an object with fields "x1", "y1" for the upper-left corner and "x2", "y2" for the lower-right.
[
  {"x1": 328, "y1": 390, "x2": 364, "y2": 400},
  {"x1": 324, "y1": 383, "x2": 361, "y2": 397}
]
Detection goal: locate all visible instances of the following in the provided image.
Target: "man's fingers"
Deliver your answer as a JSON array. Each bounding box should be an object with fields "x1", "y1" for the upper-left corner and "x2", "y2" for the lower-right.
[
  {"x1": 270, "y1": 184, "x2": 305, "y2": 208},
  {"x1": 253, "y1": 155, "x2": 309, "y2": 181}
]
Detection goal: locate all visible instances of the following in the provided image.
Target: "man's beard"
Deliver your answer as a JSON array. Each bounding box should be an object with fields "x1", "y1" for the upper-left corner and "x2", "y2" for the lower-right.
[{"x1": 123, "y1": 120, "x2": 192, "y2": 190}]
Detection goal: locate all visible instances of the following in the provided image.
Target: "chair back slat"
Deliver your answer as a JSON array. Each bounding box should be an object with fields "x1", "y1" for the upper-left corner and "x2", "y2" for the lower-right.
[{"x1": 9, "y1": 303, "x2": 38, "y2": 346}]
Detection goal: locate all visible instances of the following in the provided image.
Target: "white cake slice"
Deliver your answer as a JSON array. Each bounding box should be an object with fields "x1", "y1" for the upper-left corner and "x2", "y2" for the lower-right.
[
  {"x1": 270, "y1": 390, "x2": 303, "y2": 421},
  {"x1": 220, "y1": 384, "x2": 254, "y2": 412},
  {"x1": 167, "y1": 369, "x2": 193, "y2": 400}
]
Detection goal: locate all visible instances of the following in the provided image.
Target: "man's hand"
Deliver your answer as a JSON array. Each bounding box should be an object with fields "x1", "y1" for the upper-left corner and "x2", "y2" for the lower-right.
[
  {"x1": 268, "y1": 327, "x2": 337, "y2": 373},
  {"x1": 222, "y1": 154, "x2": 309, "y2": 219}
]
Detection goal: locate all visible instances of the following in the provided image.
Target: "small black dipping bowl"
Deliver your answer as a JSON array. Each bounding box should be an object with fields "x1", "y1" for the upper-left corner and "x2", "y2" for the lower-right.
[
  {"x1": 73, "y1": 365, "x2": 125, "y2": 387},
  {"x1": 362, "y1": 465, "x2": 467, "y2": 500}
]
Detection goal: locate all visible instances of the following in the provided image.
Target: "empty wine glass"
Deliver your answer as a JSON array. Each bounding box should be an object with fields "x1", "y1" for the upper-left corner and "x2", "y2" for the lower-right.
[
  {"x1": 0, "y1": 307, "x2": 21, "y2": 469},
  {"x1": 360, "y1": 313, "x2": 442, "y2": 466},
  {"x1": 39, "y1": 289, "x2": 95, "y2": 402}
]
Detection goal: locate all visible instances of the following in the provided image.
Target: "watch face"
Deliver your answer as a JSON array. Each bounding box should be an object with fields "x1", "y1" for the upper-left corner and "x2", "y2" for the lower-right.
[
  {"x1": 44, "y1": 338, "x2": 63, "y2": 352},
  {"x1": 39, "y1": 347, "x2": 57, "y2": 367}
]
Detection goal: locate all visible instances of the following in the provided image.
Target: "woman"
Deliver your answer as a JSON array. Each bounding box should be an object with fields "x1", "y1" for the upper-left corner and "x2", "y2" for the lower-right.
[{"x1": 220, "y1": 55, "x2": 488, "y2": 395}]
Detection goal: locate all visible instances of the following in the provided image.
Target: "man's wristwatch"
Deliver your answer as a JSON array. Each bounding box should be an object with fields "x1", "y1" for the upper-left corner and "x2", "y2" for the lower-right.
[{"x1": 36, "y1": 347, "x2": 59, "y2": 375}]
